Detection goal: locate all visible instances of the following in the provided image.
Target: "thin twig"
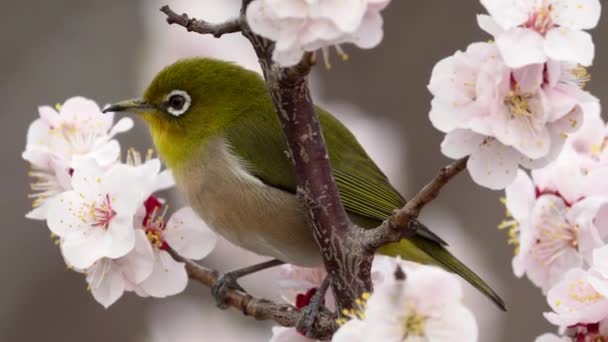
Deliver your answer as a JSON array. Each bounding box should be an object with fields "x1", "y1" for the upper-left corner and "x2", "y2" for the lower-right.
[
  {"x1": 169, "y1": 249, "x2": 338, "y2": 339},
  {"x1": 364, "y1": 158, "x2": 468, "y2": 250},
  {"x1": 160, "y1": 5, "x2": 242, "y2": 38}
]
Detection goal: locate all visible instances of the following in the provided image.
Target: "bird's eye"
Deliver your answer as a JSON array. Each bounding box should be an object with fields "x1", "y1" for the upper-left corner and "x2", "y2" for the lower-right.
[{"x1": 165, "y1": 90, "x2": 191, "y2": 117}]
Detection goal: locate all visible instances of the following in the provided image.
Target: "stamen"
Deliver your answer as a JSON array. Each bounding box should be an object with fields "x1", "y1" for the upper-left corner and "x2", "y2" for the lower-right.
[
  {"x1": 498, "y1": 198, "x2": 521, "y2": 255},
  {"x1": 524, "y1": 3, "x2": 554, "y2": 35},
  {"x1": 504, "y1": 90, "x2": 533, "y2": 118},
  {"x1": 335, "y1": 45, "x2": 349, "y2": 62},
  {"x1": 570, "y1": 65, "x2": 591, "y2": 88},
  {"x1": 89, "y1": 194, "x2": 117, "y2": 229},
  {"x1": 321, "y1": 47, "x2": 332, "y2": 69},
  {"x1": 404, "y1": 312, "x2": 427, "y2": 337}
]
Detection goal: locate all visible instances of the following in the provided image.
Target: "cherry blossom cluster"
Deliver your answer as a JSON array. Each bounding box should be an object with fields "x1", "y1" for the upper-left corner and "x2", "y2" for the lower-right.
[
  {"x1": 501, "y1": 107, "x2": 608, "y2": 340},
  {"x1": 246, "y1": 0, "x2": 392, "y2": 67},
  {"x1": 270, "y1": 257, "x2": 478, "y2": 342},
  {"x1": 22, "y1": 97, "x2": 217, "y2": 308},
  {"x1": 429, "y1": 0, "x2": 601, "y2": 190}
]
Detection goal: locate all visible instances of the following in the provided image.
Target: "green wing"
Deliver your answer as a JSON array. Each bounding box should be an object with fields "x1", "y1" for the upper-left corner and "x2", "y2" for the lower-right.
[{"x1": 225, "y1": 105, "x2": 505, "y2": 311}]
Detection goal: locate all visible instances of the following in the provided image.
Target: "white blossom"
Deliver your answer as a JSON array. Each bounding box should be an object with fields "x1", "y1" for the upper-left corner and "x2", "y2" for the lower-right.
[
  {"x1": 23, "y1": 97, "x2": 133, "y2": 220},
  {"x1": 246, "y1": 0, "x2": 391, "y2": 67},
  {"x1": 46, "y1": 160, "x2": 150, "y2": 269},
  {"x1": 429, "y1": 41, "x2": 596, "y2": 189},
  {"x1": 332, "y1": 262, "x2": 478, "y2": 342},
  {"x1": 478, "y1": 0, "x2": 602, "y2": 67}
]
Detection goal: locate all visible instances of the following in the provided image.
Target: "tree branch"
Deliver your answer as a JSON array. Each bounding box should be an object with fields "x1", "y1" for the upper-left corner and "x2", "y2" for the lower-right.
[
  {"x1": 169, "y1": 249, "x2": 338, "y2": 340},
  {"x1": 364, "y1": 157, "x2": 469, "y2": 250},
  {"x1": 238, "y1": 13, "x2": 376, "y2": 311},
  {"x1": 160, "y1": 5, "x2": 242, "y2": 38}
]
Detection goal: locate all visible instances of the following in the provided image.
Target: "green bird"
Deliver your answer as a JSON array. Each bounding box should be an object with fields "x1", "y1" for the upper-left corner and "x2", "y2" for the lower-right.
[{"x1": 105, "y1": 58, "x2": 505, "y2": 310}]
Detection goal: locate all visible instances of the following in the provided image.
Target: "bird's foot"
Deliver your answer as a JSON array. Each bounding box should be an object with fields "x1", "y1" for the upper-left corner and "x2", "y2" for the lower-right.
[
  {"x1": 211, "y1": 272, "x2": 245, "y2": 309},
  {"x1": 295, "y1": 276, "x2": 330, "y2": 337},
  {"x1": 296, "y1": 297, "x2": 325, "y2": 337}
]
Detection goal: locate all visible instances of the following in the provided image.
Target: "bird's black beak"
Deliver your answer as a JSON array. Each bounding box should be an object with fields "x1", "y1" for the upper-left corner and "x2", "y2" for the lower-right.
[{"x1": 102, "y1": 98, "x2": 155, "y2": 113}]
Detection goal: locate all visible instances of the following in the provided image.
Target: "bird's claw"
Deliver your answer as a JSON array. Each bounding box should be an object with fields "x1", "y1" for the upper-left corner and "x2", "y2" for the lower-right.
[
  {"x1": 295, "y1": 298, "x2": 323, "y2": 337},
  {"x1": 211, "y1": 272, "x2": 245, "y2": 309}
]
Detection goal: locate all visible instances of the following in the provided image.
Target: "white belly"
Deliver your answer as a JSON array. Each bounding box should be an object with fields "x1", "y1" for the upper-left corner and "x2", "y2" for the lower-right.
[{"x1": 173, "y1": 137, "x2": 322, "y2": 267}]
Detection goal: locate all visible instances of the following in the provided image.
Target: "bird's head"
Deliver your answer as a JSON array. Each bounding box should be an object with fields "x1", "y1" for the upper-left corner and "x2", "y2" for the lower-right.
[{"x1": 104, "y1": 58, "x2": 267, "y2": 169}]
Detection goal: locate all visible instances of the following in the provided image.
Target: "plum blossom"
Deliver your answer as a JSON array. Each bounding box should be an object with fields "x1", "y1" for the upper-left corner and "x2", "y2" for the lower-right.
[
  {"x1": 23, "y1": 97, "x2": 133, "y2": 220},
  {"x1": 269, "y1": 256, "x2": 411, "y2": 341},
  {"x1": 544, "y1": 268, "x2": 608, "y2": 327},
  {"x1": 246, "y1": 0, "x2": 391, "y2": 67},
  {"x1": 478, "y1": 0, "x2": 602, "y2": 67},
  {"x1": 543, "y1": 246, "x2": 608, "y2": 335},
  {"x1": 85, "y1": 229, "x2": 155, "y2": 308},
  {"x1": 46, "y1": 160, "x2": 151, "y2": 269},
  {"x1": 332, "y1": 261, "x2": 478, "y2": 342},
  {"x1": 503, "y1": 166, "x2": 608, "y2": 292},
  {"x1": 135, "y1": 200, "x2": 217, "y2": 298},
  {"x1": 429, "y1": 41, "x2": 596, "y2": 189}
]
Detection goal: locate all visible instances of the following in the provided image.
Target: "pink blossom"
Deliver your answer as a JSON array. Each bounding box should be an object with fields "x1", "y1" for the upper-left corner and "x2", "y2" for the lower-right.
[
  {"x1": 478, "y1": 0, "x2": 602, "y2": 67},
  {"x1": 429, "y1": 41, "x2": 596, "y2": 189}
]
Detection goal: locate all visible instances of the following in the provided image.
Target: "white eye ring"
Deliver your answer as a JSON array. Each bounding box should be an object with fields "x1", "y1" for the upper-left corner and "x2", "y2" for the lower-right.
[{"x1": 165, "y1": 90, "x2": 191, "y2": 117}]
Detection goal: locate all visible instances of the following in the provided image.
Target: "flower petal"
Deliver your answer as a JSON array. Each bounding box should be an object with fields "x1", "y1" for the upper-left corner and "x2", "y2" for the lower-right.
[
  {"x1": 139, "y1": 250, "x2": 188, "y2": 297},
  {"x1": 505, "y1": 169, "x2": 535, "y2": 221},
  {"x1": 164, "y1": 207, "x2": 217, "y2": 260},
  {"x1": 496, "y1": 28, "x2": 546, "y2": 68},
  {"x1": 87, "y1": 260, "x2": 125, "y2": 308},
  {"x1": 553, "y1": 0, "x2": 602, "y2": 30},
  {"x1": 545, "y1": 28, "x2": 594, "y2": 66},
  {"x1": 467, "y1": 139, "x2": 519, "y2": 190},
  {"x1": 440, "y1": 129, "x2": 485, "y2": 159}
]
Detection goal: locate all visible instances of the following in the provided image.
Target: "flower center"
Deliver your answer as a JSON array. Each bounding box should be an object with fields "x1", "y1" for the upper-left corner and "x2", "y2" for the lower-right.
[
  {"x1": 569, "y1": 65, "x2": 591, "y2": 89},
  {"x1": 524, "y1": 3, "x2": 554, "y2": 35},
  {"x1": 536, "y1": 224, "x2": 579, "y2": 265},
  {"x1": 146, "y1": 229, "x2": 166, "y2": 249},
  {"x1": 568, "y1": 279, "x2": 602, "y2": 304},
  {"x1": 143, "y1": 195, "x2": 168, "y2": 250},
  {"x1": 404, "y1": 312, "x2": 427, "y2": 338},
  {"x1": 49, "y1": 116, "x2": 108, "y2": 156},
  {"x1": 89, "y1": 194, "x2": 116, "y2": 229},
  {"x1": 504, "y1": 90, "x2": 533, "y2": 118},
  {"x1": 533, "y1": 198, "x2": 579, "y2": 265}
]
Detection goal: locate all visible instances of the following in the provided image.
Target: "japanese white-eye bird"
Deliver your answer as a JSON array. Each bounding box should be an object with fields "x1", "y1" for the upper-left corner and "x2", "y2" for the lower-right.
[{"x1": 105, "y1": 58, "x2": 505, "y2": 310}]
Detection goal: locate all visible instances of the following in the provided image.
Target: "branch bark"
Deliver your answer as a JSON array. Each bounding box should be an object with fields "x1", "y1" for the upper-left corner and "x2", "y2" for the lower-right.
[
  {"x1": 160, "y1": 5, "x2": 241, "y2": 38},
  {"x1": 169, "y1": 249, "x2": 338, "y2": 340},
  {"x1": 363, "y1": 157, "x2": 469, "y2": 250},
  {"x1": 237, "y1": 11, "x2": 374, "y2": 312}
]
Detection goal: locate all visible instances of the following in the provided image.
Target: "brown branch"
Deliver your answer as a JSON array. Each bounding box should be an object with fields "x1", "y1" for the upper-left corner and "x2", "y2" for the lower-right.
[
  {"x1": 364, "y1": 157, "x2": 468, "y2": 250},
  {"x1": 237, "y1": 15, "x2": 376, "y2": 311},
  {"x1": 169, "y1": 249, "x2": 338, "y2": 340},
  {"x1": 160, "y1": 5, "x2": 241, "y2": 38}
]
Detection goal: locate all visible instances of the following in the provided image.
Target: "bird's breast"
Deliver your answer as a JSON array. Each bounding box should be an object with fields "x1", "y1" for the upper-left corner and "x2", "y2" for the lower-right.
[{"x1": 172, "y1": 137, "x2": 321, "y2": 267}]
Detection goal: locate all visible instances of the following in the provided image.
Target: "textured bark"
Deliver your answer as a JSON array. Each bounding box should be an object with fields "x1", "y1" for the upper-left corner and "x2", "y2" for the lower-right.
[
  {"x1": 239, "y1": 17, "x2": 374, "y2": 310},
  {"x1": 170, "y1": 249, "x2": 338, "y2": 340}
]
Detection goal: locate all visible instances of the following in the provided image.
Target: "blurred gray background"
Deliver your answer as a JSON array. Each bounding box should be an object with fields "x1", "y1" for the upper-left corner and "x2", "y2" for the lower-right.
[{"x1": 2, "y1": 1, "x2": 606, "y2": 341}]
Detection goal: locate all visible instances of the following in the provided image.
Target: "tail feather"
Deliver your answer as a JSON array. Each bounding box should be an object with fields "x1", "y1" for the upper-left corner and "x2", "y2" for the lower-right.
[
  {"x1": 379, "y1": 236, "x2": 506, "y2": 311},
  {"x1": 411, "y1": 219, "x2": 448, "y2": 246}
]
